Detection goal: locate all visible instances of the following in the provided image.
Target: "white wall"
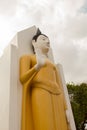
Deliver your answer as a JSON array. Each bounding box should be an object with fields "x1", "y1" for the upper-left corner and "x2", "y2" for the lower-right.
[
  {"x1": 57, "y1": 64, "x2": 76, "y2": 130},
  {"x1": 0, "y1": 45, "x2": 11, "y2": 130},
  {"x1": 0, "y1": 26, "x2": 37, "y2": 130},
  {"x1": 9, "y1": 26, "x2": 37, "y2": 130},
  {"x1": 9, "y1": 44, "x2": 18, "y2": 130}
]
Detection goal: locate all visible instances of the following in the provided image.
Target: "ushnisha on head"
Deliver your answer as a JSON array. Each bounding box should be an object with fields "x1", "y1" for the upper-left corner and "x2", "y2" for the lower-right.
[{"x1": 32, "y1": 28, "x2": 50, "y2": 54}]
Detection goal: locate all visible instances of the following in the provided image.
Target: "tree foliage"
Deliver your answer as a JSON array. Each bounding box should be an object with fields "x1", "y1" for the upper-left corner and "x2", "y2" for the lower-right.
[{"x1": 67, "y1": 83, "x2": 87, "y2": 130}]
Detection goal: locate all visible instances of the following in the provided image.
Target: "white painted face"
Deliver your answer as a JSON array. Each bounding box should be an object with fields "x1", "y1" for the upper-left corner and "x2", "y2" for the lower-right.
[{"x1": 32, "y1": 34, "x2": 50, "y2": 53}]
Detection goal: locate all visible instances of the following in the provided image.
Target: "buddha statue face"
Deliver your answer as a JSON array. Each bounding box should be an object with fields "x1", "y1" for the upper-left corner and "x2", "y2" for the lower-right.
[{"x1": 32, "y1": 34, "x2": 50, "y2": 53}]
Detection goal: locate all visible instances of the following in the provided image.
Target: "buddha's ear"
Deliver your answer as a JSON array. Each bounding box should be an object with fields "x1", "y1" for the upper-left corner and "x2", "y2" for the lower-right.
[{"x1": 32, "y1": 39, "x2": 36, "y2": 46}]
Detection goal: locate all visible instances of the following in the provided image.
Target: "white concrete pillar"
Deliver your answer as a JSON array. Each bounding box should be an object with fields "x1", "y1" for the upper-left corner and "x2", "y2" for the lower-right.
[
  {"x1": 56, "y1": 64, "x2": 76, "y2": 130},
  {"x1": 0, "y1": 45, "x2": 12, "y2": 130},
  {"x1": 0, "y1": 26, "x2": 37, "y2": 130}
]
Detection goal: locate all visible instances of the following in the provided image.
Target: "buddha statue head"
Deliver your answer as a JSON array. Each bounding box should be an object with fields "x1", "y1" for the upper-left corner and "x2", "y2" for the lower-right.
[{"x1": 32, "y1": 28, "x2": 50, "y2": 54}]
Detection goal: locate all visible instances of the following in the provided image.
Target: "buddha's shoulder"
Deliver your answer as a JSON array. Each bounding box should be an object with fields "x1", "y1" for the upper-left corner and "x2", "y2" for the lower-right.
[{"x1": 20, "y1": 54, "x2": 36, "y2": 61}]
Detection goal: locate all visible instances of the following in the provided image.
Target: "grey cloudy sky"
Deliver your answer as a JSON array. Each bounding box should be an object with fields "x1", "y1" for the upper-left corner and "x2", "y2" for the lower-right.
[{"x1": 0, "y1": 0, "x2": 87, "y2": 83}]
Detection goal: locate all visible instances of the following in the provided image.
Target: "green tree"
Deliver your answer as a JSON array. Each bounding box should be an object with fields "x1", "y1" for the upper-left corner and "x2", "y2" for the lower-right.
[{"x1": 67, "y1": 83, "x2": 87, "y2": 130}]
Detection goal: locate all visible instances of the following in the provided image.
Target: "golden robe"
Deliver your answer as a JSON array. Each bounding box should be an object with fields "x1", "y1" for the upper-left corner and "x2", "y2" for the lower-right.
[{"x1": 19, "y1": 54, "x2": 69, "y2": 130}]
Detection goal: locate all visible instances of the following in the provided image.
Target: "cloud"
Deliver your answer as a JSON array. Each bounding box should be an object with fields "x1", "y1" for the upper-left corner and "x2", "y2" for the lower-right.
[
  {"x1": 51, "y1": 10, "x2": 87, "y2": 83},
  {"x1": 79, "y1": 0, "x2": 87, "y2": 13},
  {"x1": 0, "y1": 0, "x2": 87, "y2": 83},
  {"x1": 0, "y1": 0, "x2": 19, "y2": 16},
  {"x1": 0, "y1": 16, "x2": 15, "y2": 50},
  {"x1": 54, "y1": 38, "x2": 87, "y2": 83},
  {"x1": 64, "y1": 14, "x2": 87, "y2": 39}
]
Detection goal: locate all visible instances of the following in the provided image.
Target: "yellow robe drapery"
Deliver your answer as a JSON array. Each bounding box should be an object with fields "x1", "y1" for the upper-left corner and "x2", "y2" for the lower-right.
[{"x1": 19, "y1": 54, "x2": 69, "y2": 130}]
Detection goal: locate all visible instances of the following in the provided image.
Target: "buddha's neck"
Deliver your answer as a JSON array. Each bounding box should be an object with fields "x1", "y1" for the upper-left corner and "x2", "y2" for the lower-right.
[
  {"x1": 41, "y1": 53, "x2": 48, "y2": 58},
  {"x1": 35, "y1": 48, "x2": 48, "y2": 58},
  {"x1": 41, "y1": 49, "x2": 49, "y2": 58}
]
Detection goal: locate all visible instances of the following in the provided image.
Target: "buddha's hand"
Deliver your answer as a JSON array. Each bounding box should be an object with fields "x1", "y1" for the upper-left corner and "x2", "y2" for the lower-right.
[
  {"x1": 34, "y1": 45, "x2": 46, "y2": 70},
  {"x1": 66, "y1": 109, "x2": 70, "y2": 123}
]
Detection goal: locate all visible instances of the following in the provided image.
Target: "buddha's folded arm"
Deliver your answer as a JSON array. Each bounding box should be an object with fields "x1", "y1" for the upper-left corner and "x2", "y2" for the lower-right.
[{"x1": 19, "y1": 55, "x2": 38, "y2": 84}]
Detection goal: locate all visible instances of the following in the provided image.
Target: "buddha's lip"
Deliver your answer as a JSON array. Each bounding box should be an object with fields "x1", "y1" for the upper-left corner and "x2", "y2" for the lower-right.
[
  {"x1": 46, "y1": 45, "x2": 50, "y2": 48},
  {"x1": 47, "y1": 42, "x2": 50, "y2": 44},
  {"x1": 46, "y1": 43, "x2": 50, "y2": 46}
]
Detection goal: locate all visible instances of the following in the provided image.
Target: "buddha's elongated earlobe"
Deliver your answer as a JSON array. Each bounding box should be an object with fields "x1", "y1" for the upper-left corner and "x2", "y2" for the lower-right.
[
  {"x1": 32, "y1": 40, "x2": 35, "y2": 46},
  {"x1": 32, "y1": 39, "x2": 38, "y2": 49}
]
